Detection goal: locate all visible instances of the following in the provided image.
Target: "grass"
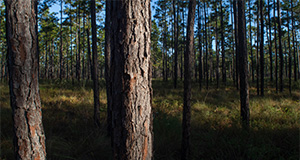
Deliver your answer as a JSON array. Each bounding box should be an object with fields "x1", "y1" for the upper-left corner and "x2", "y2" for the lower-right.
[{"x1": 0, "y1": 79, "x2": 299, "y2": 159}]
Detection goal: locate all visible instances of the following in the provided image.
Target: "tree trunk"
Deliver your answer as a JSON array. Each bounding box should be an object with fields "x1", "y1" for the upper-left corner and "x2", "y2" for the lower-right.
[
  {"x1": 221, "y1": 1, "x2": 226, "y2": 84},
  {"x1": 291, "y1": 0, "x2": 297, "y2": 81},
  {"x1": 59, "y1": 0, "x2": 63, "y2": 80},
  {"x1": 110, "y1": 1, "x2": 153, "y2": 159},
  {"x1": 256, "y1": 1, "x2": 260, "y2": 96},
  {"x1": 260, "y1": 0, "x2": 264, "y2": 96},
  {"x1": 287, "y1": 5, "x2": 291, "y2": 93},
  {"x1": 5, "y1": 0, "x2": 46, "y2": 159},
  {"x1": 233, "y1": 0, "x2": 239, "y2": 90},
  {"x1": 91, "y1": 0, "x2": 100, "y2": 128},
  {"x1": 268, "y1": 0, "x2": 273, "y2": 82},
  {"x1": 198, "y1": 2, "x2": 202, "y2": 90},
  {"x1": 274, "y1": 0, "x2": 278, "y2": 92},
  {"x1": 105, "y1": 0, "x2": 112, "y2": 136},
  {"x1": 215, "y1": 1, "x2": 219, "y2": 89},
  {"x1": 249, "y1": 1, "x2": 254, "y2": 83},
  {"x1": 238, "y1": 0, "x2": 250, "y2": 130},
  {"x1": 277, "y1": 0, "x2": 283, "y2": 92},
  {"x1": 173, "y1": 0, "x2": 178, "y2": 89},
  {"x1": 204, "y1": 2, "x2": 209, "y2": 90},
  {"x1": 182, "y1": 1, "x2": 196, "y2": 159}
]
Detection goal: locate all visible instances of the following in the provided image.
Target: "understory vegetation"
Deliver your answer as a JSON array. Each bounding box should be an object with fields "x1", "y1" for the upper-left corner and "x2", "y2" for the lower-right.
[{"x1": 1, "y1": 80, "x2": 299, "y2": 160}]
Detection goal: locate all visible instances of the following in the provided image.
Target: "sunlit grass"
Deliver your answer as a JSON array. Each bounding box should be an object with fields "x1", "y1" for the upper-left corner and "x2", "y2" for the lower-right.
[{"x1": 0, "y1": 79, "x2": 299, "y2": 159}]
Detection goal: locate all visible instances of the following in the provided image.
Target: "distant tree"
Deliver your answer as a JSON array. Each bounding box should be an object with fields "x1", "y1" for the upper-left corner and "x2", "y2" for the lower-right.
[
  {"x1": 173, "y1": 0, "x2": 178, "y2": 89},
  {"x1": 260, "y1": 0, "x2": 264, "y2": 96},
  {"x1": 5, "y1": 0, "x2": 46, "y2": 159},
  {"x1": 238, "y1": 0, "x2": 250, "y2": 129},
  {"x1": 182, "y1": 0, "x2": 196, "y2": 159},
  {"x1": 277, "y1": 0, "x2": 284, "y2": 92},
  {"x1": 109, "y1": 0, "x2": 153, "y2": 159}
]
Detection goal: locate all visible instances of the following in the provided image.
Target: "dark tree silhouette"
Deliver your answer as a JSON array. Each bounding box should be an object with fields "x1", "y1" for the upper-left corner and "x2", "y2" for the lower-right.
[{"x1": 182, "y1": 0, "x2": 196, "y2": 159}]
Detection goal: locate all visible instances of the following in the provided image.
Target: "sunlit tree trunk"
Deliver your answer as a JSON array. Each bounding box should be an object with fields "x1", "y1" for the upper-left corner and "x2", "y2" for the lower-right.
[
  {"x1": 110, "y1": 0, "x2": 153, "y2": 159},
  {"x1": 5, "y1": 0, "x2": 46, "y2": 158}
]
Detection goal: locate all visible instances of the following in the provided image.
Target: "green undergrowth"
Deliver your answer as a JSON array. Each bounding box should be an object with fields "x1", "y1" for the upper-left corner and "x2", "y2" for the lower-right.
[{"x1": 1, "y1": 79, "x2": 299, "y2": 159}]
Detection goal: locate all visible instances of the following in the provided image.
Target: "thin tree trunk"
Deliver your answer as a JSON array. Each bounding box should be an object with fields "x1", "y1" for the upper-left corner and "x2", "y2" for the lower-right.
[
  {"x1": 249, "y1": 1, "x2": 254, "y2": 83},
  {"x1": 198, "y1": 2, "x2": 202, "y2": 90},
  {"x1": 238, "y1": 0, "x2": 250, "y2": 130},
  {"x1": 291, "y1": 0, "x2": 297, "y2": 81},
  {"x1": 6, "y1": 0, "x2": 46, "y2": 158},
  {"x1": 91, "y1": 0, "x2": 100, "y2": 128},
  {"x1": 182, "y1": 1, "x2": 196, "y2": 159},
  {"x1": 274, "y1": 0, "x2": 278, "y2": 92},
  {"x1": 204, "y1": 2, "x2": 209, "y2": 90},
  {"x1": 268, "y1": 0, "x2": 273, "y2": 82},
  {"x1": 105, "y1": 0, "x2": 112, "y2": 136},
  {"x1": 59, "y1": 0, "x2": 63, "y2": 80},
  {"x1": 173, "y1": 0, "x2": 178, "y2": 88},
  {"x1": 260, "y1": 0, "x2": 264, "y2": 96},
  {"x1": 277, "y1": 0, "x2": 283, "y2": 92},
  {"x1": 110, "y1": 1, "x2": 153, "y2": 159},
  {"x1": 221, "y1": 1, "x2": 226, "y2": 84},
  {"x1": 215, "y1": 1, "x2": 219, "y2": 89},
  {"x1": 287, "y1": 5, "x2": 291, "y2": 93},
  {"x1": 256, "y1": 1, "x2": 260, "y2": 96},
  {"x1": 233, "y1": 0, "x2": 239, "y2": 89}
]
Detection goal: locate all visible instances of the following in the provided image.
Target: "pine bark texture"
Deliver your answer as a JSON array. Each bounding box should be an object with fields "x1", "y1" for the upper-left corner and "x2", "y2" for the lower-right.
[
  {"x1": 182, "y1": 0, "x2": 196, "y2": 159},
  {"x1": 237, "y1": 0, "x2": 250, "y2": 129},
  {"x1": 5, "y1": 0, "x2": 46, "y2": 159},
  {"x1": 110, "y1": 0, "x2": 153, "y2": 159}
]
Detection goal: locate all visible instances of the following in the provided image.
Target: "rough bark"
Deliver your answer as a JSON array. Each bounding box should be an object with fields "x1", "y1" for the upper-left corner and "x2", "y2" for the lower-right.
[
  {"x1": 182, "y1": 0, "x2": 196, "y2": 159},
  {"x1": 233, "y1": 0, "x2": 239, "y2": 90},
  {"x1": 110, "y1": 0, "x2": 153, "y2": 159},
  {"x1": 238, "y1": 0, "x2": 250, "y2": 130},
  {"x1": 5, "y1": 0, "x2": 46, "y2": 159},
  {"x1": 91, "y1": 0, "x2": 100, "y2": 128}
]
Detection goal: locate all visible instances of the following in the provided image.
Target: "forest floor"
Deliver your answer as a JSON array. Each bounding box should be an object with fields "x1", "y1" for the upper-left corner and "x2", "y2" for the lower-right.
[{"x1": 1, "y1": 79, "x2": 299, "y2": 160}]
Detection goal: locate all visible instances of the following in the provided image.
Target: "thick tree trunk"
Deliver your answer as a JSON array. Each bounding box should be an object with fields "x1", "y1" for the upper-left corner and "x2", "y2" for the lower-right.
[
  {"x1": 260, "y1": 0, "x2": 264, "y2": 96},
  {"x1": 182, "y1": 1, "x2": 196, "y2": 159},
  {"x1": 110, "y1": 1, "x2": 153, "y2": 159},
  {"x1": 91, "y1": 0, "x2": 100, "y2": 128},
  {"x1": 5, "y1": 0, "x2": 46, "y2": 159},
  {"x1": 277, "y1": 0, "x2": 284, "y2": 92},
  {"x1": 238, "y1": 0, "x2": 250, "y2": 130}
]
